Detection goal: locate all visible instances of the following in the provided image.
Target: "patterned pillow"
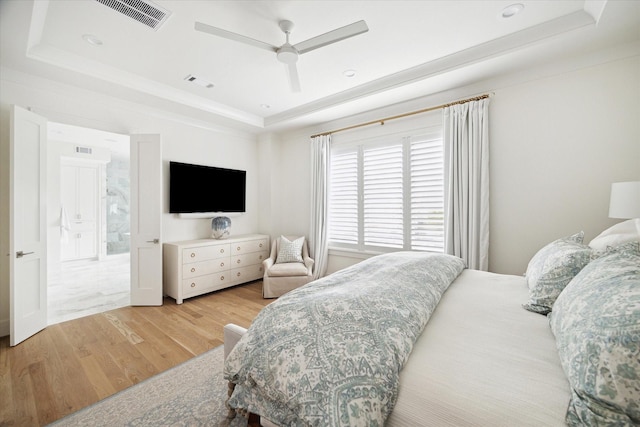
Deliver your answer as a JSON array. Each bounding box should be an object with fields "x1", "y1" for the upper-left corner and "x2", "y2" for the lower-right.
[
  {"x1": 549, "y1": 241, "x2": 640, "y2": 426},
  {"x1": 275, "y1": 236, "x2": 304, "y2": 264},
  {"x1": 523, "y1": 231, "x2": 591, "y2": 314}
]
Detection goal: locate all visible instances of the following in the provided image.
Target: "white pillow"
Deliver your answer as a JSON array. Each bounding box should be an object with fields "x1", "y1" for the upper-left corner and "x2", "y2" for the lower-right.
[
  {"x1": 275, "y1": 236, "x2": 305, "y2": 264},
  {"x1": 588, "y1": 219, "x2": 640, "y2": 251}
]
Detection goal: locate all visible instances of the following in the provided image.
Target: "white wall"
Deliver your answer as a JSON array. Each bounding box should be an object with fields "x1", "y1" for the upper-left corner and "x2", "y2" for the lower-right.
[
  {"x1": 0, "y1": 69, "x2": 260, "y2": 336},
  {"x1": 271, "y1": 54, "x2": 640, "y2": 276},
  {"x1": 257, "y1": 133, "x2": 279, "y2": 236},
  {"x1": 490, "y1": 55, "x2": 640, "y2": 274},
  {"x1": 268, "y1": 133, "x2": 312, "y2": 238}
]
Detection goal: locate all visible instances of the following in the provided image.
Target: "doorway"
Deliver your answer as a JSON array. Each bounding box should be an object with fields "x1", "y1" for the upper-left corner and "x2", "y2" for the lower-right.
[{"x1": 46, "y1": 122, "x2": 131, "y2": 325}]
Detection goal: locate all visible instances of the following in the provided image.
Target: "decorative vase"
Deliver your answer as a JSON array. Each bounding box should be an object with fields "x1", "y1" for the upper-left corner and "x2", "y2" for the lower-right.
[{"x1": 211, "y1": 216, "x2": 231, "y2": 239}]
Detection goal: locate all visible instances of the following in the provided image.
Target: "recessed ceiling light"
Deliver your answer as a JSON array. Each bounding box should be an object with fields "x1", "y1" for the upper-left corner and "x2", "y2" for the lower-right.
[
  {"x1": 260, "y1": 104, "x2": 271, "y2": 109},
  {"x1": 82, "y1": 34, "x2": 103, "y2": 46},
  {"x1": 343, "y1": 69, "x2": 357, "y2": 78},
  {"x1": 501, "y1": 3, "x2": 524, "y2": 19}
]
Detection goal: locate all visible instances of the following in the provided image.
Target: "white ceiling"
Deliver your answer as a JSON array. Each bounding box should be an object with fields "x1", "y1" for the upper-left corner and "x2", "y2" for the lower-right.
[{"x1": 1, "y1": 0, "x2": 639, "y2": 134}]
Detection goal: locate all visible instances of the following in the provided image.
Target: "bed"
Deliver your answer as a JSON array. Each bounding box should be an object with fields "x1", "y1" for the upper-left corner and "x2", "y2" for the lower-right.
[{"x1": 223, "y1": 223, "x2": 640, "y2": 426}]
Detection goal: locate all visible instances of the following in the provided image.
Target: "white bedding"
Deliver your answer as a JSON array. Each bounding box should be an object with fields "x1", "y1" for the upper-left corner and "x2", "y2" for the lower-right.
[
  {"x1": 388, "y1": 269, "x2": 571, "y2": 426},
  {"x1": 225, "y1": 268, "x2": 572, "y2": 426}
]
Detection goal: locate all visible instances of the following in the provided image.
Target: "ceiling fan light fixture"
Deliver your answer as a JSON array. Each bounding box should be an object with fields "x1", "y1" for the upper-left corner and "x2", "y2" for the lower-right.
[
  {"x1": 501, "y1": 3, "x2": 524, "y2": 19},
  {"x1": 277, "y1": 45, "x2": 298, "y2": 64}
]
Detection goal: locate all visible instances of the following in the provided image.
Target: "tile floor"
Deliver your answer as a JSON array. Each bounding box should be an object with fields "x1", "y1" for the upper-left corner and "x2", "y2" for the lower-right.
[{"x1": 48, "y1": 253, "x2": 130, "y2": 325}]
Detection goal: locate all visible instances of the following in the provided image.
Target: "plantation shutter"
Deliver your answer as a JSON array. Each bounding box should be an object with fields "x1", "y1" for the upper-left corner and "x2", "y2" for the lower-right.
[
  {"x1": 328, "y1": 117, "x2": 444, "y2": 254},
  {"x1": 409, "y1": 135, "x2": 444, "y2": 251},
  {"x1": 328, "y1": 150, "x2": 358, "y2": 245},
  {"x1": 363, "y1": 144, "x2": 404, "y2": 248}
]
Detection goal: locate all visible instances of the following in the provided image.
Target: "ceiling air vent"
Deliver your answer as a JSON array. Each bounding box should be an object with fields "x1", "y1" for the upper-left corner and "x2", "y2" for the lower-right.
[
  {"x1": 95, "y1": 0, "x2": 171, "y2": 30},
  {"x1": 184, "y1": 74, "x2": 215, "y2": 89}
]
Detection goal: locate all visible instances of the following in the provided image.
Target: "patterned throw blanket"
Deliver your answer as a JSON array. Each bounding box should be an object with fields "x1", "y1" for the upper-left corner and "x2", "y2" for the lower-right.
[{"x1": 224, "y1": 251, "x2": 465, "y2": 426}]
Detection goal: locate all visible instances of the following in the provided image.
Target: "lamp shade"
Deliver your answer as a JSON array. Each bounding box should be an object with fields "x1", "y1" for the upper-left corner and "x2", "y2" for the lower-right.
[{"x1": 609, "y1": 181, "x2": 640, "y2": 219}]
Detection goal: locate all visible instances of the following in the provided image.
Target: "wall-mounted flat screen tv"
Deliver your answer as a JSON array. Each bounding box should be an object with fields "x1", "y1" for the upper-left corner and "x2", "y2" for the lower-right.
[{"x1": 169, "y1": 161, "x2": 246, "y2": 214}]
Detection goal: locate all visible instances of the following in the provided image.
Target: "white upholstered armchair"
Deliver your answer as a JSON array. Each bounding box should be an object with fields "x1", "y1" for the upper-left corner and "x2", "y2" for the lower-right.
[{"x1": 262, "y1": 235, "x2": 315, "y2": 298}]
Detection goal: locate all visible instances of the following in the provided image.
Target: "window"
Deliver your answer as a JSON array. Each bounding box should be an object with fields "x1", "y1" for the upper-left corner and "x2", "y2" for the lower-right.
[{"x1": 329, "y1": 127, "x2": 444, "y2": 253}]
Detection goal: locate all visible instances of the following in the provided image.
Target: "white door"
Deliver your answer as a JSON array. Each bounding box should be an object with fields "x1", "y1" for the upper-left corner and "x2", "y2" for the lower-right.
[
  {"x1": 130, "y1": 134, "x2": 163, "y2": 305},
  {"x1": 10, "y1": 105, "x2": 48, "y2": 346}
]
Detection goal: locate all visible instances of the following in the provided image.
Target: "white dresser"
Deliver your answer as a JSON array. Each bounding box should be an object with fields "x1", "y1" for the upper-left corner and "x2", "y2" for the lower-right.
[{"x1": 163, "y1": 234, "x2": 269, "y2": 304}]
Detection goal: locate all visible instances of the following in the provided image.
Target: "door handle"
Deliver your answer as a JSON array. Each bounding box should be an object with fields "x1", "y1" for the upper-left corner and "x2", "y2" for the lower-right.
[
  {"x1": 146, "y1": 238, "x2": 160, "y2": 244},
  {"x1": 16, "y1": 251, "x2": 35, "y2": 258}
]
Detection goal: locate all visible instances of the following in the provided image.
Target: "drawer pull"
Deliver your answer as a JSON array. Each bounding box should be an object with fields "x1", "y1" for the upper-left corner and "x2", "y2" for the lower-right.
[
  {"x1": 190, "y1": 283, "x2": 196, "y2": 288},
  {"x1": 220, "y1": 262, "x2": 225, "y2": 267},
  {"x1": 220, "y1": 248, "x2": 225, "y2": 254},
  {"x1": 220, "y1": 275, "x2": 225, "y2": 280},
  {"x1": 237, "y1": 272, "x2": 241, "y2": 277},
  {"x1": 190, "y1": 252, "x2": 196, "y2": 258},
  {"x1": 237, "y1": 259, "x2": 241, "y2": 264},
  {"x1": 190, "y1": 267, "x2": 196, "y2": 272},
  {"x1": 259, "y1": 255, "x2": 263, "y2": 260},
  {"x1": 237, "y1": 246, "x2": 241, "y2": 251},
  {"x1": 259, "y1": 243, "x2": 263, "y2": 248}
]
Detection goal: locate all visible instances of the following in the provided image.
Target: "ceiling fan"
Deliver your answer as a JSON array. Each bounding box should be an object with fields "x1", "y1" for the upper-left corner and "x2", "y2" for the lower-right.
[{"x1": 194, "y1": 19, "x2": 369, "y2": 93}]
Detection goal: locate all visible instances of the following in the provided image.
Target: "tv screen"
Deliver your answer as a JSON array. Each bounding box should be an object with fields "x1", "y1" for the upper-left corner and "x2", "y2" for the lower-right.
[{"x1": 169, "y1": 161, "x2": 246, "y2": 214}]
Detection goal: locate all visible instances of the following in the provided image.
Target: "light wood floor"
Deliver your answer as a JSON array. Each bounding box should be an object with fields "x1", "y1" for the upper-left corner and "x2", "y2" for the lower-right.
[{"x1": 0, "y1": 281, "x2": 272, "y2": 426}]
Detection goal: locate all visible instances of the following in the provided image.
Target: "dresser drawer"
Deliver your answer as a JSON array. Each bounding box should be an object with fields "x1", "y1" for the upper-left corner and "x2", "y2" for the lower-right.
[
  {"x1": 182, "y1": 258, "x2": 230, "y2": 279},
  {"x1": 229, "y1": 264, "x2": 265, "y2": 283},
  {"x1": 182, "y1": 244, "x2": 230, "y2": 264},
  {"x1": 231, "y1": 238, "x2": 269, "y2": 255},
  {"x1": 230, "y1": 250, "x2": 269, "y2": 268},
  {"x1": 182, "y1": 272, "x2": 230, "y2": 296}
]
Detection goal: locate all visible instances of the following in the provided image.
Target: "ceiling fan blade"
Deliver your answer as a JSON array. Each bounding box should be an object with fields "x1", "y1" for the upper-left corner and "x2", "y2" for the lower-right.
[
  {"x1": 294, "y1": 20, "x2": 368, "y2": 55},
  {"x1": 286, "y1": 63, "x2": 301, "y2": 92},
  {"x1": 195, "y1": 22, "x2": 277, "y2": 53}
]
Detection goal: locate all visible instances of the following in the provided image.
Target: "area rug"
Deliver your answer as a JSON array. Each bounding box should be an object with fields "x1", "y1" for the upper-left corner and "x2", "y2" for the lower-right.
[{"x1": 48, "y1": 345, "x2": 248, "y2": 427}]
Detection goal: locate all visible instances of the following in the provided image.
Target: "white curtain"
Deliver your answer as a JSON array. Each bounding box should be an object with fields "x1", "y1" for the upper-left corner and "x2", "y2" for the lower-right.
[
  {"x1": 443, "y1": 98, "x2": 490, "y2": 270},
  {"x1": 309, "y1": 134, "x2": 331, "y2": 279}
]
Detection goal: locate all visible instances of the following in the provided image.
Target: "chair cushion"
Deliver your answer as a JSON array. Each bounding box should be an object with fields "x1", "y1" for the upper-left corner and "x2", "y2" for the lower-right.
[
  {"x1": 267, "y1": 262, "x2": 309, "y2": 277},
  {"x1": 275, "y1": 236, "x2": 305, "y2": 263}
]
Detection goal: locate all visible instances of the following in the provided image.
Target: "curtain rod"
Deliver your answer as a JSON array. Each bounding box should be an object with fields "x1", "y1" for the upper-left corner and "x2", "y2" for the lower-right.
[{"x1": 310, "y1": 94, "x2": 490, "y2": 139}]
